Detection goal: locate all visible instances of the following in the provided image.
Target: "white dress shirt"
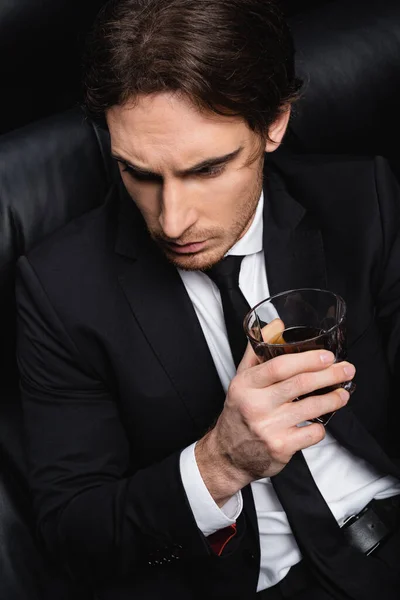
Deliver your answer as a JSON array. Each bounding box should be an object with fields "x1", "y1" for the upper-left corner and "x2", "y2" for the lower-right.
[{"x1": 178, "y1": 193, "x2": 400, "y2": 592}]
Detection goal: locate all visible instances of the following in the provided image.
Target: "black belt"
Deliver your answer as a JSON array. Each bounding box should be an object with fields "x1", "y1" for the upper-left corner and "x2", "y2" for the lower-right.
[
  {"x1": 257, "y1": 495, "x2": 400, "y2": 598},
  {"x1": 341, "y1": 494, "x2": 400, "y2": 555}
]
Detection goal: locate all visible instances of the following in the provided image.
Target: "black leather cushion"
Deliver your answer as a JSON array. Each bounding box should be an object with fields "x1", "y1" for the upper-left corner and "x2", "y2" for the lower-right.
[
  {"x1": 288, "y1": 0, "x2": 400, "y2": 160},
  {"x1": 0, "y1": 0, "x2": 332, "y2": 135},
  {"x1": 0, "y1": 107, "x2": 112, "y2": 480},
  {"x1": 0, "y1": 0, "x2": 107, "y2": 134},
  {"x1": 0, "y1": 107, "x2": 111, "y2": 599}
]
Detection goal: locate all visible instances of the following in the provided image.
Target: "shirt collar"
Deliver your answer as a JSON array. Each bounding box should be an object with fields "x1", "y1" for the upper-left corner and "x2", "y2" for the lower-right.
[{"x1": 226, "y1": 191, "x2": 264, "y2": 257}]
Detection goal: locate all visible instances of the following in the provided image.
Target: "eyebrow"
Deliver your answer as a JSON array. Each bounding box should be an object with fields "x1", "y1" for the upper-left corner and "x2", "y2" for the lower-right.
[{"x1": 110, "y1": 146, "x2": 243, "y2": 177}]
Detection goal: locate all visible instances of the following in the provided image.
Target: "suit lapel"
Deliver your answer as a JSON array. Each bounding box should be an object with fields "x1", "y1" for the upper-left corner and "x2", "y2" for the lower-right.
[
  {"x1": 263, "y1": 161, "x2": 327, "y2": 296},
  {"x1": 114, "y1": 188, "x2": 225, "y2": 436},
  {"x1": 327, "y1": 406, "x2": 400, "y2": 477}
]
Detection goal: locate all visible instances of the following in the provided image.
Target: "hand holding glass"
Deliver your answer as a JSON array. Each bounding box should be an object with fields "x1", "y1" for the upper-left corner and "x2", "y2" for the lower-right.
[{"x1": 243, "y1": 288, "x2": 356, "y2": 426}]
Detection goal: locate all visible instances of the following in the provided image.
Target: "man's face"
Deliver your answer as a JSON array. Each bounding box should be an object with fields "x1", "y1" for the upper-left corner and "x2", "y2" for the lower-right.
[{"x1": 107, "y1": 93, "x2": 274, "y2": 270}]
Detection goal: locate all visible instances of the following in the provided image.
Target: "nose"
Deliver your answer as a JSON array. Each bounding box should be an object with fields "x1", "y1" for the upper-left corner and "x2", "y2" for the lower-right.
[{"x1": 159, "y1": 179, "x2": 197, "y2": 240}]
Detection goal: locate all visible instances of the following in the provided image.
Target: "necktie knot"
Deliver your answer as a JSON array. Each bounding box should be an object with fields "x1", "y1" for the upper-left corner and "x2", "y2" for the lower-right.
[{"x1": 206, "y1": 255, "x2": 245, "y2": 291}]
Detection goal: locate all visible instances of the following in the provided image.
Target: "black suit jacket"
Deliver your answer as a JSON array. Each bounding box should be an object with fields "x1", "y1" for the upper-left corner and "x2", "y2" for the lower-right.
[{"x1": 16, "y1": 151, "x2": 400, "y2": 599}]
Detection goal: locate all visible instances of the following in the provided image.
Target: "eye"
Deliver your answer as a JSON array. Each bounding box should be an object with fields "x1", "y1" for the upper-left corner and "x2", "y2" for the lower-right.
[
  {"x1": 196, "y1": 165, "x2": 225, "y2": 178},
  {"x1": 120, "y1": 165, "x2": 162, "y2": 183}
]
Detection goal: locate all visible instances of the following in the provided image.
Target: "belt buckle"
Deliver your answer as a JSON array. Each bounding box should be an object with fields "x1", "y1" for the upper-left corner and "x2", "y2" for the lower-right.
[
  {"x1": 341, "y1": 513, "x2": 357, "y2": 527},
  {"x1": 341, "y1": 506, "x2": 368, "y2": 528}
]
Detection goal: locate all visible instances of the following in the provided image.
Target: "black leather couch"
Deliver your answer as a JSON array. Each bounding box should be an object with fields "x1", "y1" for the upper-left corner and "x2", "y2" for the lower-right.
[
  {"x1": 0, "y1": 0, "x2": 107, "y2": 135},
  {"x1": 0, "y1": 111, "x2": 113, "y2": 600},
  {"x1": 289, "y1": 0, "x2": 400, "y2": 177},
  {"x1": 0, "y1": 0, "x2": 399, "y2": 598}
]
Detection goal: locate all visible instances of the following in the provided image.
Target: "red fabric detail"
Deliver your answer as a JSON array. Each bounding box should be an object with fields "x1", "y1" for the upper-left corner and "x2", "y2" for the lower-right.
[{"x1": 207, "y1": 523, "x2": 237, "y2": 556}]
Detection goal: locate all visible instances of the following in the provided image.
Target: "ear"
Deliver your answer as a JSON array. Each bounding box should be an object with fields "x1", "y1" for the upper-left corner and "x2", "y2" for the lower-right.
[{"x1": 265, "y1": 107, "x2": 291, "y2": 153}]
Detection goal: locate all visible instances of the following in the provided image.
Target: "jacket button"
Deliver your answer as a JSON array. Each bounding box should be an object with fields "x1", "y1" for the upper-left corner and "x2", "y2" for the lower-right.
[{"x1": 243, "y1": 549, "x2": 256, "y2": 565}]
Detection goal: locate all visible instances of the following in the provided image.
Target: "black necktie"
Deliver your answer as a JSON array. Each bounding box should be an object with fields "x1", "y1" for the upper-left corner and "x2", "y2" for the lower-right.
[
  {"x1": 205, "y1": 258, "x2": 387, "y2": 600},
  {"x1": 206, "y1": 255, "x2": 250, "y2": 368}
]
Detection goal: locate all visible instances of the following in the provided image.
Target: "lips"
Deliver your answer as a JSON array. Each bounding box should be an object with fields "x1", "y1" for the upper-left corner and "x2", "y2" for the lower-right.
[{"x1": 165, "y1": 240, "x2": 207, "y2": 254}]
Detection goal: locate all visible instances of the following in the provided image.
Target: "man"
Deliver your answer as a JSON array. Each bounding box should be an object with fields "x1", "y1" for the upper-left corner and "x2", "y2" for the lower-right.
[{"x1": 16, "y1": 0, "x2": 400, "y2": 598}]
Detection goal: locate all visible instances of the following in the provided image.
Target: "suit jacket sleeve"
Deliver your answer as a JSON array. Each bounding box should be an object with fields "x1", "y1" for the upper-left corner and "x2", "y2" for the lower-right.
[{"x1": 15, "y1": 257, "x2": 247, "y2": 583}]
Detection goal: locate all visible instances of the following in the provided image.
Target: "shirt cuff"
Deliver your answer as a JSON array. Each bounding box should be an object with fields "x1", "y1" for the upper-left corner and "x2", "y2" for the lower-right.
[{"x1": 179, "y1": 442, "x2": 243, "y2": 536}]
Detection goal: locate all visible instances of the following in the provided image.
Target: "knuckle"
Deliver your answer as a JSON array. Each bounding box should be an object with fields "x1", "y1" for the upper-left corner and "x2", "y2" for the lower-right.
[
  {"x1": 252, "y1": 366, "x2": 268, "y2": 388},
  {"x1": 227, "y1": 375, "x2": 243, "y2": 400},
  {"x1": 323, "y1": 389, "x2": 345, "y2": 412},
  {"x1": 266, "y1": 356, "x2": 284, "y2": 380},
  {"x1": 276, "y1": 377, "x2": 295, "y2": 399},
  {"x1": 305, "y1": 423, "x2": 325, "y2": 445},
  {"x1": 240, "y1": 398, "x2": 260, "y2": 422},
  {"x1": 266, "y1": 435, "x2": 287, "y2": 459},
  {"x1": 297, "y1": 395, "x2": 325, "y2": 422},
  {"x1": 294, "y1": 373, "x2": 310, "y2": 396},
  {"x1": 265, "y1": 357, "x2": 282, "y2": 379},
  {"x1": 242, "y1": 363, "x2": 263, "y2": 388},
  {"x1": 248, "y1": 358, "x2": 284, "y2": 388},
  {"x1": 280, "y1": 374, "x2": 305, "y2": 399},
  {"x1": 307, "y1": 394, "x2": 323, "y2": 414},
  {"x1": 250, "y1": 420, "x2": 265, "y2": 439},
  {"x1": 290, "y1": 407, "x2": 308, "y2": 425},
  {"x1": 307, "y1": 389, "x2": 344, "y2": 418}
]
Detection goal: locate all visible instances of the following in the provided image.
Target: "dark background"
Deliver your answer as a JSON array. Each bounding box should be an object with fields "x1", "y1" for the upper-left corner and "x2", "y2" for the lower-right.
[
  {"x1": 0, "y1": 0, "x2": 327, "y2": 135},
  {"x1": 1, "y1": 0, "x2": 399, "y2": 162}
]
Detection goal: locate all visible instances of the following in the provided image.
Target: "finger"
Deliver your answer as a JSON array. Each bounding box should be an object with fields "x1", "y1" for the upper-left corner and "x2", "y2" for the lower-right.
[
  {"x1": 239, "y1": 318, "x2": 285, "y2": 373},
  {"x1": 268, "y1": 361, "x2": 355, "y2": 407},
  {"x1": 285, "y1": 421, "x2": 326, "y2": 453},
  {"x1": 244, "y1": 349, "x2": 336, "y2": 389},
  {"x1": 283, "y1": 387, "x2": 350, "y2": 426}
]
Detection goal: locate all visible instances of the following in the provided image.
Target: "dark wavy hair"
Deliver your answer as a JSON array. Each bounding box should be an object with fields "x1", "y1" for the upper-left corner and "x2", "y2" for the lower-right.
[{"x1": 83, "y1": 0, "x2": 302, "y2": 138}]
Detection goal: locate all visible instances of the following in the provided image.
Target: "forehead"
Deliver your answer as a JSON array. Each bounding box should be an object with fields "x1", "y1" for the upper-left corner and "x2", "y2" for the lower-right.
[{"x1": 107, "y1": 92, "x2": 252, "y2": 167}]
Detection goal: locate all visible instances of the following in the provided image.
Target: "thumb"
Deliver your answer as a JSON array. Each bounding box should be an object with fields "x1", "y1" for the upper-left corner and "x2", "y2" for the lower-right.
[
  {"x1": 237, "y1": 341, "x2": 259, "y2": 373},
  {"x1": 237, "y1": 317, "x2": 285, "y2": 373}
]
